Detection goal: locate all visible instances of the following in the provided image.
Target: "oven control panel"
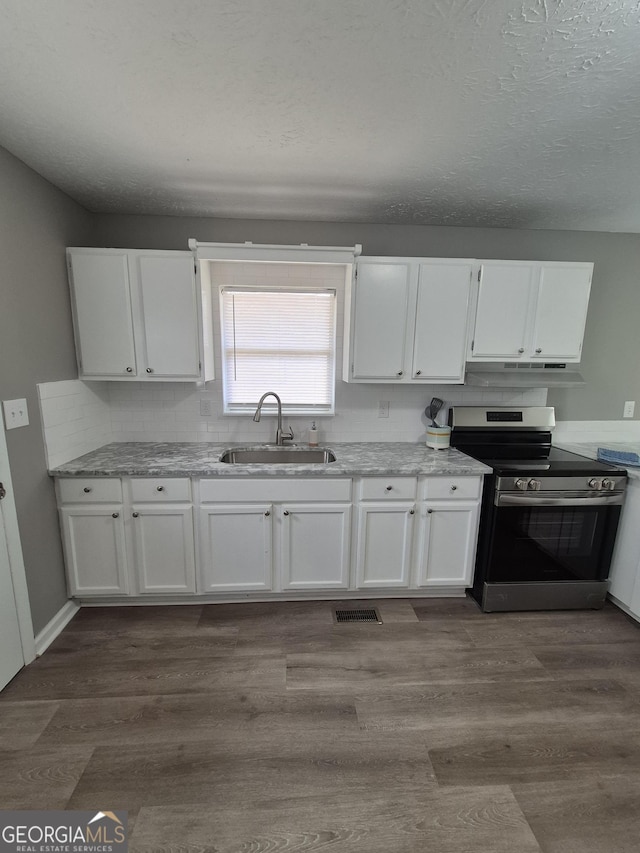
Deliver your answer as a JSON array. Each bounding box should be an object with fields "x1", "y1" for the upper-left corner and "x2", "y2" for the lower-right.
[{"x1": 496, "y1": 474, "x2": 627, "y2": 494}]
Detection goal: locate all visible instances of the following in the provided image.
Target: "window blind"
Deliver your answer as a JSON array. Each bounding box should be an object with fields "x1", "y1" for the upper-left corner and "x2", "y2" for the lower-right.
[{"x1": 220, "y1": 287, "x2": 337, "y2": 414}]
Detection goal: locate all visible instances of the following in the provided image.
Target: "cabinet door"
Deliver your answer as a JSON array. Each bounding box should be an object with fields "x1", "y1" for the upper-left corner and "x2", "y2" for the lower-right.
[
  {"x1": 356, "y1": 503, "x2": 414, "y2": 588},
  {"x1": 136, "y1": 254, "x2": 200, "y2": 378},
  {"x1": 413, "y1": 261, "x2": 473, "y2": 382},
  {"x1": 608, "y1": 475, "x2": 640, "y2": 609},
  {"x1": 471, "y1": 262, "x2": 535, "y2": 360},
  {"x1": 280, "y1": 503, "x2": 351, "y2": 590},
  {"x1": 531, "y1": 263, "x2": 592, "y2": 361},
  {"x1": 60, "y1": 507, "x2": 129, "y2": 595},
  {"x1": 351, "y1": 261, "x2": 411, "y2": 379},
  {"x1": 131, "y1": 505, "x2": 196, "y2": 593},
  {"x1": 414, "y1": 502, "x2": 479, "y2": 587},
  {"x1": 69, "y1": 251, "x2": 137, "y2": 377},
  {"x1": 199, "y1": 504, "x2": 272, "y2": 591}
]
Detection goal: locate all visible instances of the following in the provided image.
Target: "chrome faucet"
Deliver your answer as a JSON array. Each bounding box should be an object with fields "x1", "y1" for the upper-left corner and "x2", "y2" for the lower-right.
[{"x1": 252, "y1": 392, "x2": 294, "y2": 446}]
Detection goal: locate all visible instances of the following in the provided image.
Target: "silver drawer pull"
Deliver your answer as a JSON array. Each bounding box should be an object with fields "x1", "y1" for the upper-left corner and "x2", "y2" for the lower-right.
[
  {"x1": 450, "y1": 485, "x2": 457, "y2": 491},
  {"x1": 112, "y1": 512, "x2": 119, "y2": 519},
  {"x1": 386, "y1": 486, "x2": 393, "y2": 491},
  {"x1": 156, "y1": 486, "x2": 164, "y2": 492},
  {"x1": 132, "y1": 512, "x2": 139, "y2": 518},
  {"x1": 83, "y1": 487, "x2": 92, "y2": 493}
]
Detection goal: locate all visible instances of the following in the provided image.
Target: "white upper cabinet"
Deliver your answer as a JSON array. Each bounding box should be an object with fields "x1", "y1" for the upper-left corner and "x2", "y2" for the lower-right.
[
  {"x1": 67, "y1": 248, "x2": 214, "y2": 381},
  {"x1": 469, "y1": 260, "x2": 592, "y2": 363},
  {"x1": 135, "y1": 254, "x2": 201, "y2": 378},
  {"x1": 344, "y1": 257, "x2": 473, "y2": 384},
  {"x1": 68, "y1": 251, "x2": 137, "y2": 377},
  {"x1": 531, "y1": 263, "x2": 592, "y2": 360},
  {"x1": 349, "y1": 261, "x2": 411, "y2": 380},
  {"x1": 412, "y1": 261, "x2": 474, "y2": 382}
]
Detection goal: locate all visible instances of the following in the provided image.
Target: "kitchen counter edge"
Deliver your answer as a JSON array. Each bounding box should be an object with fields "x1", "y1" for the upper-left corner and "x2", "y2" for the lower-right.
[{"x1": 48, "y1": 441, "x2": 492, "y2": 478}]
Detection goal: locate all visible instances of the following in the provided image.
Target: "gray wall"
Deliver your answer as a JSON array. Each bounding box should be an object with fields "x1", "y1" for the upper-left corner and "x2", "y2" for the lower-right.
[
  {"x1": 93, "y1": 214, "x2": 640, "y2": 422},
  {"x1": 0, "y1": 146, "x2": 92, "y2": 634}
]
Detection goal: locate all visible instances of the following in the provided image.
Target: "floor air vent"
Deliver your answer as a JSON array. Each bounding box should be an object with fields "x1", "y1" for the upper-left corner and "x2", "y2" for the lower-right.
[{"x1": 333, "y1": 608, "x2": 382, "y2": 624}]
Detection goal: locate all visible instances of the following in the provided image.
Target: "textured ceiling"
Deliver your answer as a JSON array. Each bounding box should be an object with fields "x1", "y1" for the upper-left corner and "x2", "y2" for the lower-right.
[{"x1": 1, "y1": 0, "x2": 640, "y2": 230}]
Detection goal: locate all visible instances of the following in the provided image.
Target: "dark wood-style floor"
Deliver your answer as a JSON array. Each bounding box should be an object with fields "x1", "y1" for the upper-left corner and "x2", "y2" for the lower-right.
[{"x1": 2, "y1": 597, "x2": 640, "y2": 852}]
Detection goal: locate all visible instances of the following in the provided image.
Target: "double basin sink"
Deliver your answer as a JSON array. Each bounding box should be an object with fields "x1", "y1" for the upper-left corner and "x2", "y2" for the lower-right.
[{"x1": 220, "y1": 446, "x2": 336, "y2": 464}]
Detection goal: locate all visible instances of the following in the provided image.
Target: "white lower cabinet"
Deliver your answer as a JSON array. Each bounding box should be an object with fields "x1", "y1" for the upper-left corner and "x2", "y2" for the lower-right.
[
  {"x1": 60, "y1": 506, "x2": 129, "y2": 595},
  {"x1": 413, "y1": 476, "x2": 482, "y2": 588},
  {"x1": 56, "y1": 472, "x2": 484, "y2": 598},
  {"x1": 199, "y1": 504, "x2": 273, "y2": 592},
  {"x1": 197, "y1": 478, "x2": 353, "y2": 593},
  {"x1": 608, "y1": 474, "x2": 640, "y2": 621},
  {"x1": 414, "y1": 501, "x2": 479, "y2": 587},
  {"x1": 280, "y1": 503, "x2": 351, "y2": 590},
  {"x1": 131, "y1": 505, "x2": 196, "y2": 593},
  {"x1": 356, "y1": 503, "x2": 415, "y2": 588}
]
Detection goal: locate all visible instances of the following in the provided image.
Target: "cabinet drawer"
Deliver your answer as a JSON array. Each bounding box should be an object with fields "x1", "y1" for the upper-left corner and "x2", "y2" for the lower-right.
[
  {"x1": 359, "y1": 477, "x2": 417, "y2": 501},
  {"x1": 57, "y1": 477, "x2": 122, "y2": 504},
  {"x1": 199, "y1": 478, "x2": 351, "y2": 503},
  {"x1": 421, "y1": 476, "x2": 482, "y2": 500},
  {"x1": 130, "y1": 478, "x2": 192, "y2": 502}
]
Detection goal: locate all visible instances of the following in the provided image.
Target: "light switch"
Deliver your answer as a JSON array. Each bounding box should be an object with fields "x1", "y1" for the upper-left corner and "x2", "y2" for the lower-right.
[{"x1": 3, "y1": 398, "x2": 29, "y2": 429}]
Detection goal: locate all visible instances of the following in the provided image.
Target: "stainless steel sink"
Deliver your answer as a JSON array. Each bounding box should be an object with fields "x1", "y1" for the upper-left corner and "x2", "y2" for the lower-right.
[{"x1": 219, "y1": 446, "x2": 336, "y2": 464}]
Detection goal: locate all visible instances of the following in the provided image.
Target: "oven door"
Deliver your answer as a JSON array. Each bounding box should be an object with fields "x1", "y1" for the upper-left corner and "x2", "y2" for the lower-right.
[{"x1": 486, "y1": 492, "x2": 624, "y2": 583}]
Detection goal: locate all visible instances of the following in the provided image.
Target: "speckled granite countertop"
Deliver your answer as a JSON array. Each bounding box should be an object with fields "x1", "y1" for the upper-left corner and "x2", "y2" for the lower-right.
[
  {"x1": 555, "y1": 441, "x2": 640, "y2": 480},
  {"x1": 49, "y1": 442, "x2": 491, "y2": 478}
]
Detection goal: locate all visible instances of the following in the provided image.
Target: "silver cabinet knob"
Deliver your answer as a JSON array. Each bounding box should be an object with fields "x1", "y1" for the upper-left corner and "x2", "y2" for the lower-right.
[
  {"x1": 415, "y1": 370, "x2": 422, "y2": 376},
  {"x1": 518, "y1": 348, "x2": 525, "y2": 354},
  {"x1": 409, "y1": 509, "x2": 415, "y2": 515},
  {"x1": 283, "y1": 510, "x2": 290, "y2": 516},
  {"x1": 264, "y1": 511, "x2": 270, "y2": 517},
  {"x1": 132, "y1": 512, "x2": 139, "y2": 518},
  {"x1": 112, "y1": 512, "x2": 119, "y2": 518},
  {"x1": 126, "y1": 367, "x2": 133, "y2": 373},
  {"x1": 427, "y1": 509, "x2": 433, "y2": 514},
  {"x1": 83, "y1": 487, "x2": 92, "y2": 493},
  {"x1": 386, "y1": 486, "x2": 392, "y2": 491},
  {"x1": 450, "y1": 485, "x2": 457, "y2": 491},
  {"x1": 146, "y1": 368, "x2": 154, "y2": 374},
  {"x1": 156, "y1": 486, "x2": 164, "y2": 492},
  {"x1": 535, "y1": 348, "x2": 542, "y2": 354},
  {"x1": 397, "y1": 371, "x2": 403, "y2": 376}
]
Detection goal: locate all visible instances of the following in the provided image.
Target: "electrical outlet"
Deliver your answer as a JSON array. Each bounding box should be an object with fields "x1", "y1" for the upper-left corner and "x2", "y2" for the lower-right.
[
  {"x1": 199, "y1": 398, "x2": 214, "y2": 417},
  {"x1": 623, "y1": 400, "x2": 635, "y2": 418},
  {"x1": 378, "y1": 401, "x2": 390, "y2": 418},
  {"x1": 3, "y1": 398, "x2": 29, "y2": 429}
]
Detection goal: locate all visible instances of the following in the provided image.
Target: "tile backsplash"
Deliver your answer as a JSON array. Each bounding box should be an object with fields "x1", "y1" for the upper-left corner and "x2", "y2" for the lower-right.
[
  {"x1": 39, "y1": 376, "x2": 548, "y2": 467},
  {"x1": 37, "y1": 379, "x2": 112, "y2": 468}
]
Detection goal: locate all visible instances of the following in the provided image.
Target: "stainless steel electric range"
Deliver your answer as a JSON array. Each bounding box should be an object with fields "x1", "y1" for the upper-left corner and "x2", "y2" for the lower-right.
[{"x1": 449, "y1": 406, "x2": 628, "y2": 612}]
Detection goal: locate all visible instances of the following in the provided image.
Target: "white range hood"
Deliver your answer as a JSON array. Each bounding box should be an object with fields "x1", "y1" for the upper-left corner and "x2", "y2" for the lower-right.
[{"x1": 465, "y1": 363, "x2": 585, "y2": 388}]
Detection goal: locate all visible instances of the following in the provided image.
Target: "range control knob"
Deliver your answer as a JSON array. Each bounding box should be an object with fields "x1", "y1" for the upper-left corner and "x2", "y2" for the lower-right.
[
  {"x1": 601, "y1": 478, "x2": 615, "y2": 491},
  {"x1": 588, "y1": 478, "x2": 603, "y2": 490},
  {"x1": 515, "y1": 478, "x2": 529, "y2": 491},
  {"x1": 528, "y1": 479, "x2": 542, "y2": 491}
]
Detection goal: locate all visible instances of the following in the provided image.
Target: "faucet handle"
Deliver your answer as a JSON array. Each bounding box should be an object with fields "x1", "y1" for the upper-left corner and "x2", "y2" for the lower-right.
[{"x1": 282, "y1": 427, "x2": 294, "y2": 444}]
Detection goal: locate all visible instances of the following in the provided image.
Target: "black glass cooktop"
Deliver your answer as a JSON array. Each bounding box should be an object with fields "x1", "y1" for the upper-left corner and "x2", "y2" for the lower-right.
[{"x1": 476, "y1": 447, "x2": 624, "y2": 476}]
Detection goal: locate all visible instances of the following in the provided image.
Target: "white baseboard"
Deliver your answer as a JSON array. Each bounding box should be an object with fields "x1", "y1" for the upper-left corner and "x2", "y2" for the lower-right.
[{"x1": 34, "y1": 600, "x2": 80, "y2": 656}]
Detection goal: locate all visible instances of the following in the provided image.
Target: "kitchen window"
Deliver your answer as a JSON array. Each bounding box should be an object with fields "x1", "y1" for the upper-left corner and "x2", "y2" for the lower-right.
[{"x1": 220, "y1": 286, "x2": 337, "y2": 415}]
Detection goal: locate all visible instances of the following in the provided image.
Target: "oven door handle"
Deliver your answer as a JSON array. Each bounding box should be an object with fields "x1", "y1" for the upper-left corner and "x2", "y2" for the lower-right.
[{"x1": 496, "y1": 493, "x2": 625, "y2": 507}]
